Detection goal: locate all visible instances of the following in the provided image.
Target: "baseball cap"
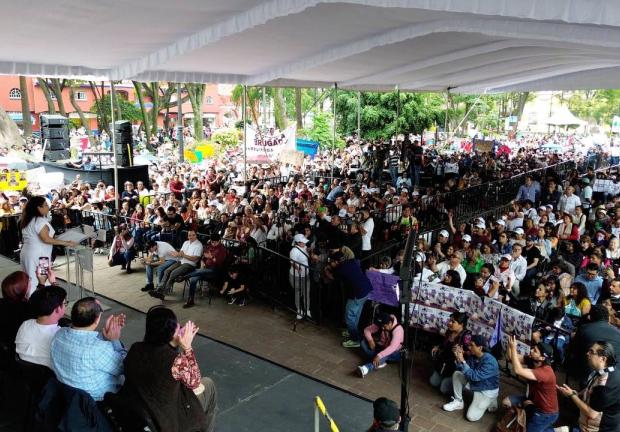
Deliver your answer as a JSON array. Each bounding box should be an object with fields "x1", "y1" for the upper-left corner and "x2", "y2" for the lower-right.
[
  {"x1": 373, "y1": 398, "x2": 400, "y2": 426},
  {"x1": 500, "y1": 254, "x2": 512, "y2": 261},
  {"x1": 514, "y1": 227, "x2": 525, "y2": 235},
  {"x1": 374, "y1": 312, "x2": 392, "y2": 326},
  {"x1": 526, "y1": 234, "x2": 538, "y2": 241},
  {"x1": 496, "y1": 219, "x2": 506, "y2": 227},
  {"x1": 439, "y1": 229, "x2": 449, "y2": 238},
  {"x1": 536, "y1": 342, "x2": 554, "y2": 362},
  {"x1": 293, "y1": 234, "x2": 309, "y2": 244},
  {"x1": 462, "y1": 234, "x2": 472, "y2": 242},
  {"x1": 475, "y1": 222, "x2": 486, "y2": 229}
]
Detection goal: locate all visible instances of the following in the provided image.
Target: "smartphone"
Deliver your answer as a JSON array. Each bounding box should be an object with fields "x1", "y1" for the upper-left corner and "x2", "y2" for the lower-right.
[{"x1": 38, "y1": 257, "x2": 50, "y2": 275}]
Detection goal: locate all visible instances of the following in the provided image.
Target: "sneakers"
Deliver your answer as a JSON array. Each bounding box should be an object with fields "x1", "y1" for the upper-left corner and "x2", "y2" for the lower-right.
[
  {"x1": 228, "y1": 297, "x2": 237, "y2": 305},
  {"x1": 183, "y1": 299, "x2": 195, "y2": 309},
  {"x1": 238, "y1": 299, "x2": 246, "y2": 307},
  {"x1": 141, "y1": 284, "x2": 154, "y2": 292},
  {"x1": 296, "y1": 313, "x2": 303, "y2": 320},
  {"x1": 342, "y1": 340, "x2": 361, "y2": 348},
  {"x1": 443, "y1": 398, "x2": 464, "y2": 412},
  {"x1": 377, "y1": 362, "x2": 387, "y2": 369},
  {"x1": 341, "y1": 329, "x2": 350, "y2": 338},
  {"x1": 357, "y1": 365, "x2": 369, "y2": 378}
]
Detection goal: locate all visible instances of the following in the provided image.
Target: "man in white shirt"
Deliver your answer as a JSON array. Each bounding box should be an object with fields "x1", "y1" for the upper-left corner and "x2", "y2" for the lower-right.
[
  {"x1": 510, "y1": 244, "x2": 527, "y2": 296},
  {"x1": 290, "y1": 234, "x2": 311, "y2": 319},
  {"x1": 15, "y1": 285, "x2": 67, "y2": 369},
  {"x1": 360, "y1": 209, "x2": 374, "y2": 260},
  {"x1": 434, "y1": 252, "x2": 467, "y2": 287},
  {"x1": 557, "y1": 186, "x2": 582, "y2": 216},
  {"x1": 141, "y1": 240, "x2": 178, "y2": 292},
  {"x1": 150, "y1": 230, "x2": 203, "y2": 300},
  {"x1": 494, "y1": 255, "x2": 516, "y2": 297}
]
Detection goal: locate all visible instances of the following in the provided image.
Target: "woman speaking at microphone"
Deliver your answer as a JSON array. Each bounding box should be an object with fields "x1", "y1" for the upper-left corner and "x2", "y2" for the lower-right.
[{"x1": 19, "y1": 196, "x2": 77, "y2": 297}]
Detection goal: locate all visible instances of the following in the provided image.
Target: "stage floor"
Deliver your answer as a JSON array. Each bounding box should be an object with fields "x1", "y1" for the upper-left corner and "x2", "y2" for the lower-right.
[{"x1": 1, "y1": 254, "x2": 517, "y2": 432}]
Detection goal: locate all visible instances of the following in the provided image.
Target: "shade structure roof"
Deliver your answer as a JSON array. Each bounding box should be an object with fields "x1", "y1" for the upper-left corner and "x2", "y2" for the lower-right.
[
  {"x1": 3, "y1": 1, "x2": 620, "y2": 93},
  {"x1": 546, "y1": 106, "x2": 587, "y2": 125}
]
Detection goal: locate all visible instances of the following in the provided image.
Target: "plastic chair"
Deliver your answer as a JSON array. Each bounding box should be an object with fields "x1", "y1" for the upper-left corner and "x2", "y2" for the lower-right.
[{"x1": 13, "y1": 357, "x2": 55, "y2": 432}]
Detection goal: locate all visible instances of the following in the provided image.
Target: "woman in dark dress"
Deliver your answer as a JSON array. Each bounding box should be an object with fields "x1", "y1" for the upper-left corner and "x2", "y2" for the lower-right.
[
  {"x1": 119, "y1": 306, "x2": 217, "y2": 432},
  {"x1": 0, "y1": 271, "x2": 33, "y2": 368}
]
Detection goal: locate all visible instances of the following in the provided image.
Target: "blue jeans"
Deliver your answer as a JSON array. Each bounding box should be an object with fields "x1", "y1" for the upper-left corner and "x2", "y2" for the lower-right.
[
  {"x1": 508, "y1": 396, "x2": 558, "y2": 432},
  {"x1": 389, "y1": 166, "x2": 399, "y2": 186},
  {"x1": 155, "y1": 259, "x2": 178, "y2": 286},
  {"x1": 187, "y1": 268, "x2": 220, "y2": 298},
  {"x1": 110, "y1": 249, "x2": 135, "y2": 269},
  {"x1": 410, "y1": 164, "x2": 421, "y2": 186},
  {"x1": 345, "y1": 296, "x2": 367, "y2": 341},
  {"x1": 361, "y1": 339, "x2": 400, "y2": 372}
]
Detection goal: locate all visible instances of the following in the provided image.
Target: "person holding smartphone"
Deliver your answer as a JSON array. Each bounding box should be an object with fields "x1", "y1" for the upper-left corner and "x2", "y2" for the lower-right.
[{"x1": 19, "y1": 196, "x2": 77, "y2": 297}]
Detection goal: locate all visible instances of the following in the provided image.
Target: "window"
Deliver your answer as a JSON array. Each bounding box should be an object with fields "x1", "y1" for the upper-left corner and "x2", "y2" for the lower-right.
[
  {"x1": 206, "y1": 96, "x2": 213, "y2": 104},
  {"x1": 76, "y1": 91, "x2": 87, "y2": 101},
  {"x1": 8, "y1": 88, "x2": 21, "y2": 99}
]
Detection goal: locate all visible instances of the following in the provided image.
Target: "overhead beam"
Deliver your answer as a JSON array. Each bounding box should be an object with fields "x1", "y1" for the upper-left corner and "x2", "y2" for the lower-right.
[{"x1": 244, "y1": 16, "x2": 620, "y2": 86}]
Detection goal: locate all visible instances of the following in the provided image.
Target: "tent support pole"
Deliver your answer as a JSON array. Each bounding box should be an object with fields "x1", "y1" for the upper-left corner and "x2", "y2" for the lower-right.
[
  {"x1": 178, "y1": 83, "x2": 184, "y2": 162},
  {"x1": 110, "y1": 80, "x2": 119, "y2": 212},
  {"x1": 396, "y1": 86, "x2": 400, "y2": 141},
  {"x1": 444, "y1": 88, "x2": 450, "y2": 136},
  {"x1": 357, "y1": 91, "x2": 361, "y2": 138},
  {"x1": 332, "y1": 83, "x2": 337, "y2": 177},
  {"x1": 243, "y1": 85, "x2": 248, "y2": 181}
]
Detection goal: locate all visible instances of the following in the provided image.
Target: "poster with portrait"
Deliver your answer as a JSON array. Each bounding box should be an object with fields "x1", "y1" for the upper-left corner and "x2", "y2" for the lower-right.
[
  {"x1": 480, "y1": 298, "x2": 504, "y2": 327},
  {"x1": 502, "y1": 305, "x2": 535, "y2": 344},
  {"x1": 410, "y1": 304, "x2": 452, "y2": 333}
]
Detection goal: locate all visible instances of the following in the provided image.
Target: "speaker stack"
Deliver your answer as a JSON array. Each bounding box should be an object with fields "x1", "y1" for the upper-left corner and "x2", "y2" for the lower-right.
[
  {"x1": 111, "y1": 120, "x2": 133, "y2": 167},
  {"x1": 41, "y1": 114, "x2": 70, "y2": 161}
]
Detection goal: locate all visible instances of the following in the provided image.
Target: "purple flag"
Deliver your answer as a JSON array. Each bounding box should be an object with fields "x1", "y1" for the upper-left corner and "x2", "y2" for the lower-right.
[
  {"x1": 366, "y1": 271, "x2": 400, "y2": 307},
  {"x1": 489, "y1": 308, "x2": 502, "y2": 348}
]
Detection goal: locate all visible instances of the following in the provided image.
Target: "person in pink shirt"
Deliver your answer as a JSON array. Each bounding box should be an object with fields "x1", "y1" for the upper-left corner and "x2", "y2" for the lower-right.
[{"x1": 358, "y1": 312, "x2": 403, "y2": 378}]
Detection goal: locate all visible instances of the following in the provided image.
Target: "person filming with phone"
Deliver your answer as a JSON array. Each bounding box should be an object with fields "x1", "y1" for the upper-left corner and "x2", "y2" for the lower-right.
[{"x1": 19, "y1": 196, "x2": 77, "y2": 297}]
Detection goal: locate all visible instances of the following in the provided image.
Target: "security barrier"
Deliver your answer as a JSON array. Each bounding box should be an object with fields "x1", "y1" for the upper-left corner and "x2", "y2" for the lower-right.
[{"x1": 314, "y1": 396, "x2": 339, "y2": 432}]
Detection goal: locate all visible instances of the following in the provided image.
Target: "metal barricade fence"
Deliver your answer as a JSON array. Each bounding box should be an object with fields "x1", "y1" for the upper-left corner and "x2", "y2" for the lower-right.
[{"x1": 314, "y1": 396, "x2": 340, "y2": 432}]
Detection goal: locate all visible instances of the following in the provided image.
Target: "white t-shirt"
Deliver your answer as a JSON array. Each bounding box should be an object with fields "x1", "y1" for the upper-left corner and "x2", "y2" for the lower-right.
[
  {"x1": 180, "y1": 240, "x2": 203, "y2": 266},
  {"x1": 289, "y1": 245, "x2": 309, "y2": 276},
  {"x1": 156, "y1": 241, "x2": 177, "y2": 260},
  {"x1": 15, "y1": 319, "x2": 60, "y2": 369},
  {"x1": 362, "y1": 217, "x2": 374, "y2": 251}
]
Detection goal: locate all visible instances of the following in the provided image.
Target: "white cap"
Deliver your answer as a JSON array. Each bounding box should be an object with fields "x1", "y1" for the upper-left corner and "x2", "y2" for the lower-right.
[
  {"x1": 462, "y1": 234, "x2": 472, "y2": 242},
  {"x1": 401, "y1": 188, "x2": 409, "y2": 193},
  {"x1": 412, "y1": 191, "x2": 420, "y2": 196},
  {"x1": 496, "y1": 219, "x2": 506, "y2": 226},
  {"x1": 514, "y1": 227, "x2": 525, "y2": 235},
  {"x1": 500, "y1": 254, "x2": 512, "y2": 261},
  {"x1": 439, "y1": 229, "x2": 449, "y2": 238},
  {"x1": 293, "y1": 234, "x2": 309, "y2": 244},
  {"x1": 475, "y1": 223, "x2": 486, "y2": 229}
]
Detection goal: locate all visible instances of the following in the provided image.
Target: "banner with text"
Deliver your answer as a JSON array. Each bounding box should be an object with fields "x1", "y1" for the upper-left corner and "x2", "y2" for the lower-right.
[{"x1": 245, "y1": 124, "x2": 297, "y2": 162}]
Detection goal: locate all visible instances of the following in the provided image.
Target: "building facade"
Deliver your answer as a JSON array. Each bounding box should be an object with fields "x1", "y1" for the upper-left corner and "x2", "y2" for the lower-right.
[{"x1": 0, "y1": 76, "x2": 236, "y2": 134}]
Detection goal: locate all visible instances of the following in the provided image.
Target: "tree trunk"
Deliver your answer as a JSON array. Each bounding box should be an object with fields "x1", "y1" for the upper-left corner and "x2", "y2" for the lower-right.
[
  {"x1": 132, "y1": 81, "x2": 151, "y2": 145},
  {"x1": 89, "y1": 81, "x2": 110, "y2": 135},
  {"x1": 69, "y1": 86, "x2": 93, "y2": 144},
  {"x1": 516, "y1": 92, "x2": 530, "y2": 120},
  {"x1": 19, "y1": 76, "x2": 32, "y2": 138},
  {"x1": 295, "y1": 88, "x2": 303, "y2": 129},
  {"x1": 273, "y1": 87, "x2": 286, "y2": 130},
  {"x1": 38, "y1": 78, "x2": 56, "y2": 114},
  {"x1": 0, "y1": 105, "x2": 24, "y2": 150},
  {"x1": 186, "y1": 83, "x2": 206, "y2": 140},
  {"x1": 50, "y1": 79, "x2": 67, "y2": 116}
]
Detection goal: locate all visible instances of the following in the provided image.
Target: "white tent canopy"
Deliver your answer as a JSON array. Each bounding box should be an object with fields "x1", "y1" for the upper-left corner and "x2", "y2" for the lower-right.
[
  {"x1": 3, "y1": 1, "x2": 620, "y2": 93},
  {"x1": 546, "y1": 106, "x2": 587, "y2": 126}
]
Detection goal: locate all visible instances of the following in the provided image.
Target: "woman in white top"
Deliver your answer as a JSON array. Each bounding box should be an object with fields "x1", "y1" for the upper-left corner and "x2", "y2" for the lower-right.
[
  {"x1": 20, "y1": 196, "x2": 77, "y2": 297},
  {"x1": 606, "y1": 237, "x2": 620, "y2": 260}
]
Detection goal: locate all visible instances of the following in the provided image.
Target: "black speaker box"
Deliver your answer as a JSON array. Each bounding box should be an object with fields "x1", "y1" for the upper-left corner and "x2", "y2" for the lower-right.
[
  {"x1": 47, "y1": 138, "x2": 70, "y2": 151},
  {"x1": 40, "y1": 114, "x2": 68, "y2": 127},
  {"x1": 44, "y1": 150, "x2": 70, "y2": 162},
  {"x1": 42, "y1": 127, "x2": 69, "y2": 139}
]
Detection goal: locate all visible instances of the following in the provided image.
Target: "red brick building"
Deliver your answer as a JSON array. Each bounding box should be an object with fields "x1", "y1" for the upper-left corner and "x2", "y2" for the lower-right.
[{"x1": 0, "y1": 76, "x2": 236, "y2": 133}]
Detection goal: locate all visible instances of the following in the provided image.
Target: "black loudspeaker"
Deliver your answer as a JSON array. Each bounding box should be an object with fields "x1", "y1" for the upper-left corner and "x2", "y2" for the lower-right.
[
  {"x1": 43, "y1": 150, "x2": 70, "y2": 162},
  {"x1": 110, "y1": 121, "x2": 133, "y2": 167},
  {"x1": 41, "y1": 114, "x2": 70, "y2": 160}
]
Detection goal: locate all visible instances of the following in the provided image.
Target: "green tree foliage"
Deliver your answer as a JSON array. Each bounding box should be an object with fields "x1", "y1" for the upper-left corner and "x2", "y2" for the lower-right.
[
  {"x1": 300, "y1": 111, "x2": 344, "y2": 148},
  {"x1": 91, "y1": 94, "x2": 142, "y2": 129},
  {"x1": 211, "y1": 128, "x2": 240, "y2": 148},
  {"x1": 568, "y1": 90, "x2": 620, "y2": 125},
  {"x1": 335, "y1": 91, "x2": 445, "y2": 139}
]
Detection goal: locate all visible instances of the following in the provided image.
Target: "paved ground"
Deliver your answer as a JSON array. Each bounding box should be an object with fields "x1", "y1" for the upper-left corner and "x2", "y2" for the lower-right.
[{"x1": 3, "y1": 253, "x2": 527, "y2": 431}]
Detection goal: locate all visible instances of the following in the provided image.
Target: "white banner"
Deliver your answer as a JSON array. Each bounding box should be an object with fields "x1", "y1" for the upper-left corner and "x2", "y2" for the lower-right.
[
  {"x1": 245, "y1": 124, "x2": 296, "y2": 162},
  {"x1": 612, "y1": 115, "x2": 620, "y2": 134}
]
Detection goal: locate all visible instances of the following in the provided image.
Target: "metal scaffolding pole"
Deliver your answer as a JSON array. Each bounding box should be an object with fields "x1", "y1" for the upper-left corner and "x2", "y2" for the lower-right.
[
  {"x1": 109, "y1": 81, "x2": 119, "y2": 212},
  {"x1": 243, "y1": 85, "x2": 248, "y2": 181},
  {"x1": 331, "y1": 83, "x2": 337, "y2": 177},
  {"x1": 177, "y1": 83, "x2": 184, "y2": 162}
]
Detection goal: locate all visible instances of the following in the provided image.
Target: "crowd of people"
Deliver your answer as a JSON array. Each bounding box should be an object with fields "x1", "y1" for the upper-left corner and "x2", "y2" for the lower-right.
[{"x1": 3, "y1": 131, "x2": 620, "y2": 430}]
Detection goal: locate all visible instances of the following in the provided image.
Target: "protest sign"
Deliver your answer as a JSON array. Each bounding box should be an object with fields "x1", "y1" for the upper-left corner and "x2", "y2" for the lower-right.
[{"x1": 245, "y1": 124, "x2": 296, "y2": 162}]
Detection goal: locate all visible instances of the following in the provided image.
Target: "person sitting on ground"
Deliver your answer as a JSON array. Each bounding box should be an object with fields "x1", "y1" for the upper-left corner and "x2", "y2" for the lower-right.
[
  {"x1": 182, "y1": 233, "x2": 228, "y2": 309},
  {"x1": 219, "y1": 265, "x2": 247, "y2": 306},
  {"x1": 442, "y1": 335, "x2": 499, "y2": 422},
  {"x1": 108, "y1": 224, "x2": 136, "y2": 274},
  {"x1": 504, "y1": 336, "x2": 559, "y2": 432},
  {"x1": 357, "y1": 312, "x2": 403, "y2": 378},
  {"x1": 50, "y1": 297, "x2": 127, "y2": 401},
  {"x1": 15, "y1": 285, "x2": 67, "y2": 369},
  {"x1": 557, "y1": 341, "x2": 619, "y2": 432},
  {"x1": 366, "y1": 397, "x2": 401, "y2": 432},
  {"x1": 118, "y1": 306, "x2": 217, "y2": 432},
  {"x1": 141, "y1": 239, "x2": 178, "y2": 292},
  {"x1": 430, "y1": 311, "x2": 472, "y2": 395},
  {"x1": 150, "y1": 230, "x2": 203, "y2": 300}
]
